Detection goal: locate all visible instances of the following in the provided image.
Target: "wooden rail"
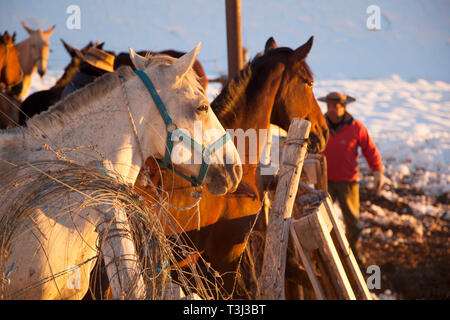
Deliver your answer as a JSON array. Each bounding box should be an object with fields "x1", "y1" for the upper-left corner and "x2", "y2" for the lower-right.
[{"x1": 257, "y1": 118, "x2": 311, "y2": 299}]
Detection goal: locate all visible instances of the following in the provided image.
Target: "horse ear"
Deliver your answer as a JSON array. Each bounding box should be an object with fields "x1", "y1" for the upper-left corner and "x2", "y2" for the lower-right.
[
  {"x1": 170, "y1": 42, "x2": 201, "y2": 82},
  {"x1": 2, "y1": 32, "x2": 9, "y2": 43},
  {"x1": 264, "y1": 37, "x2": 278, "y2": 53},
  {"x1": 61, "y1": 39, "x2": 76, "y2": 57},
  {"x1": 22, "y1": 22, "x2": 34, "y2": 34},
  {"x1": 97, "y1": 42, "x2": 105, "y2": 50},
  {"x1": 129, "y1": 47, "x2": 148, "y2": 70},
  {"x1": 12, "y1": 32, "x2": 16, "y2": 42},
  {"x1": 44, "y1": 25, "x2": 56, "y2": 38},
  {"x1": 292, "y1": 36, "x2": 314, "y2": 61}
]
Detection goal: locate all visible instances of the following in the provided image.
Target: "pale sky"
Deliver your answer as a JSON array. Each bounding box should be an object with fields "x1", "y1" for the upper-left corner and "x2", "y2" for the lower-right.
[{"x1": 1, "y1": 0, "x2": 449, "y2": 81}]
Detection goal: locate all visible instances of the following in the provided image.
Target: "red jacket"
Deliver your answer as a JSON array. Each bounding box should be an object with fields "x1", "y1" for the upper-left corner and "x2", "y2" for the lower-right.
[{"x1": 323, "y1": 112, "x2": 383, "y2": 182}]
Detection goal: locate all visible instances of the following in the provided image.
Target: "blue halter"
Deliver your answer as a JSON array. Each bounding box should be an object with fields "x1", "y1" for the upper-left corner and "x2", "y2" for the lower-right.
[{"x1": 134, "y1": 70, "x2": 231, "y2": 187}]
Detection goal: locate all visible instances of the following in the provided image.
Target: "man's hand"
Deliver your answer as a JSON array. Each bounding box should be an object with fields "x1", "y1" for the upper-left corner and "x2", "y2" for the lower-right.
[{"x1": 373, "y1": 170, "x2": 384, "y2": 191}]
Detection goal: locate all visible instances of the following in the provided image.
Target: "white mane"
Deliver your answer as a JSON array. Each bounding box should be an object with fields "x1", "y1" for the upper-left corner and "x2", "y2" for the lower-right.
[{"x1": 3, "y1": 66, "x2": 133, "y2": 138}]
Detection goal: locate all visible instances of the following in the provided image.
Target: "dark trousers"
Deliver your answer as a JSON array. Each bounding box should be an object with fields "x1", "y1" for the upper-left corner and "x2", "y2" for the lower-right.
[{"x1": 327, "y1": 181, "x2": 362, "y2": 250}]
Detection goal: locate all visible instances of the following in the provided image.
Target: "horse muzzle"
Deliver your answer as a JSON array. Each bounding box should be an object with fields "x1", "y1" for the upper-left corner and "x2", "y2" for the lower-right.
[
  {"x1": 308, "y1": 124, "x2": 329, "y2": 153},
  {"x1": 204, "y1": 162, "x2": 242, "y2": 195}
]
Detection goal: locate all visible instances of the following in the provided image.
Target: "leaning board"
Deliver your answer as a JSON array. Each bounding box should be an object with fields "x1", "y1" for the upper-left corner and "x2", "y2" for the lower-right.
[{"x1": 290, "y1": 195, "x2": 372, "y2": 300}]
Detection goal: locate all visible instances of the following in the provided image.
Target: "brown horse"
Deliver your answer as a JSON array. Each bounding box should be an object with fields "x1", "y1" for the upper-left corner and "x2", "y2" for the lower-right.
[
  {"x1": 0, "y1": 31, "x2": 23, "y2": 128},
  {"x1": 0, "y1": 31, "x2": 23, "y2": 91},
  {"x1": 10, "y1": 22, "x2": 55, "y2": 100},
  {"x1": 134, "y1": 36, "x2": 329, "y2": 298}
]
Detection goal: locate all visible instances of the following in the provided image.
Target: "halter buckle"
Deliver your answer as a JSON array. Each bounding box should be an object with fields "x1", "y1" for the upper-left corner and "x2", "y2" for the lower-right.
[{"x1": 167, "y1": 123, "x2": 177, "y2": 133}]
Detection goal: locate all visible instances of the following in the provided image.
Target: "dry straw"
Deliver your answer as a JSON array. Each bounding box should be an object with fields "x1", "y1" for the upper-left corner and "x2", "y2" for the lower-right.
[{"x1": 0, "y1": 159, "x2": 227, "y2": 299}]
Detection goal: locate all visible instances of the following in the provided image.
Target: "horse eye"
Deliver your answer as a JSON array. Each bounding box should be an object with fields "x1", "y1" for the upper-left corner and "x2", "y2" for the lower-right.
[{"x1": 196, "y1": 104, "x2": 209, "y2": 113}]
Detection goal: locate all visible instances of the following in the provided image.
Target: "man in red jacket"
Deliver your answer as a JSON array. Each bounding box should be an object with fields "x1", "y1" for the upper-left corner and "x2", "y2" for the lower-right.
[{"x1": 319, "y1": 91, "x2": 384, "y2": 251}]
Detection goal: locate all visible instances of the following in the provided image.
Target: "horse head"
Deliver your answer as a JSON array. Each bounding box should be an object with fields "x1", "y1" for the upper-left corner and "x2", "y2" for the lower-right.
[
  {"x1": 22, "y1": 22, "x2": 55, "y2": 77},
  {"x1": 128, "y1": 43, "x2": 242, "y2": 195},
  {"x1": 0, "y1": 31, "x2": 23, "y2": 90},
  {"x1": 268, "y1": 36, "x2": 329, "y2": 153}
]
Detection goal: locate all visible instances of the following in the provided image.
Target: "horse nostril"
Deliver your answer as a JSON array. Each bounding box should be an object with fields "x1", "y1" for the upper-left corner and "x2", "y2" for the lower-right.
[{"x1": 225, "y1": 163, "x2": 242, "y2": 191}]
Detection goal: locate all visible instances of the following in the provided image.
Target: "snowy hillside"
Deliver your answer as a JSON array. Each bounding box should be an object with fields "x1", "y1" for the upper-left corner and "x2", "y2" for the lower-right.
[{"x1": 314, "y1": 76, "x2": 450, "y2": 197}]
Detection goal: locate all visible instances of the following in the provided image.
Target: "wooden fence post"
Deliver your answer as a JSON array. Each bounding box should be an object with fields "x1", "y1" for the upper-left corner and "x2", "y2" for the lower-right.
[
  {"x1": 257, "y1": 118, "x2": 311, "y2": 299},
  {"x1": 225, "y1": 0, "x2": 243, "y2": 80}
]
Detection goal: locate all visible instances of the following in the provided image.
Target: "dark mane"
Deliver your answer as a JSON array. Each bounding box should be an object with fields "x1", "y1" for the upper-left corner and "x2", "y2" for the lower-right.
[
  {"x1": 211, "y1": 47, "x2": 314, "y2": 127},
  {"x1": 53, "y1": 56, "x2": 82, "y2": 89},
  {"x1": 257, "y1": 46, "x2": 314, "y2": 83},
  {"x1": 211, "y1": 63, "x2": 253, "y2": 126},
  {"x1": 18, "y1": 56, "x2": 82, "y2": 125}
]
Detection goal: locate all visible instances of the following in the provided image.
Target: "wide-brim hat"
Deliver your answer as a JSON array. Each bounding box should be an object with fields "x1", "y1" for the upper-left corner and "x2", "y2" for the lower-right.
[
  {"x1": 75, "y1": 47, "x2": 115, "y2": 73},
  {"x1": 318, "y1": 91, "x2": 356, "y2": 104}
]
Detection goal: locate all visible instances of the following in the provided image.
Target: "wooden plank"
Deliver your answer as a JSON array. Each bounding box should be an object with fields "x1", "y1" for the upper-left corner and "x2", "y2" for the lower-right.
[
  {"x1": 291, "y1": 202, "x2": 356, "y2": 299},
  {"x1": 291, "y1": 208, "x2": 338, "y2": 299},
  {"x1": 303, "y1": 154, "x2": 327, "y2": 191},
  {"x1": 312, "y1": 248, "x2": 339, "y2": 299},
  {"x1": 95, "y1": 204, "x2": 146, "y2": 299},
  {"x1": 323, "y1": 196, "x2": 372, "y2": 300},
  {"x1": 291, "y1": 212, "x2": 320, "y2": 251},
  {"x1": 257, "y1": 118, "x2": 311, "y2": 299},
  {"x1": 313, "y1": 206, "x2": 356, "y2": 299},
  {"x1": 302, "y1": 159, "x2": 319, "y2": 186},
  {"x1": 225, "y1": 0, "x2": 243, "y2": 79},
  {"x1": 290, "y1": 225, "x2": 325, "y2": 300},
  {"x1": 318, "y1": 155, "x2": 327, "y2": 191}
]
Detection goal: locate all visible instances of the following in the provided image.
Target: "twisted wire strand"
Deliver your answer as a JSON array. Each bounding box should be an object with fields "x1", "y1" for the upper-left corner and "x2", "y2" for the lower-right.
[{"x1": 0, "y1": 160, "x2": 224, "y2": 299}]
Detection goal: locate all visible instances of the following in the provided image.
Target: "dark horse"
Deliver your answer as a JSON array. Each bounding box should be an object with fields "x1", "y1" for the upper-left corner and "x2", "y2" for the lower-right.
[
  {"x1": 0, "y1": 31, "x2": 23, "y2": 129},
  {"x1": 133, "y1": 36, "x2": 329, "y2": 299},
  {"x1": 18, "y1": 40, "x2": 104, "y2": 125}
]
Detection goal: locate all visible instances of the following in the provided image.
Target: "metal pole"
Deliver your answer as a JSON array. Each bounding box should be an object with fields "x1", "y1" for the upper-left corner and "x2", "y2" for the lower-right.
[{"x1": 225, "y1": 0, "x2": 243, "y2": 80}]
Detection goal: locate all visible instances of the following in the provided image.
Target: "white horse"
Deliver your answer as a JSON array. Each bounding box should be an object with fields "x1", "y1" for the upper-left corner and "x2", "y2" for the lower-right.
[
  {"x1": 0, "y1": 43, "x2": 242, "y2": 299},
  {"x1": 14, "y1": 22, "x2": 55, "y2": 100}
]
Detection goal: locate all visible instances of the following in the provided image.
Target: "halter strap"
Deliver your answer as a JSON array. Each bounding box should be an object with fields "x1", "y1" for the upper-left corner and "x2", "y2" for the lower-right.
[
  {"x1": 134, "y1": 70, "x2": 173, "y2": 127},
  {"x1": 134, "y1": 69, "x2": 231, "y2": 187}
]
